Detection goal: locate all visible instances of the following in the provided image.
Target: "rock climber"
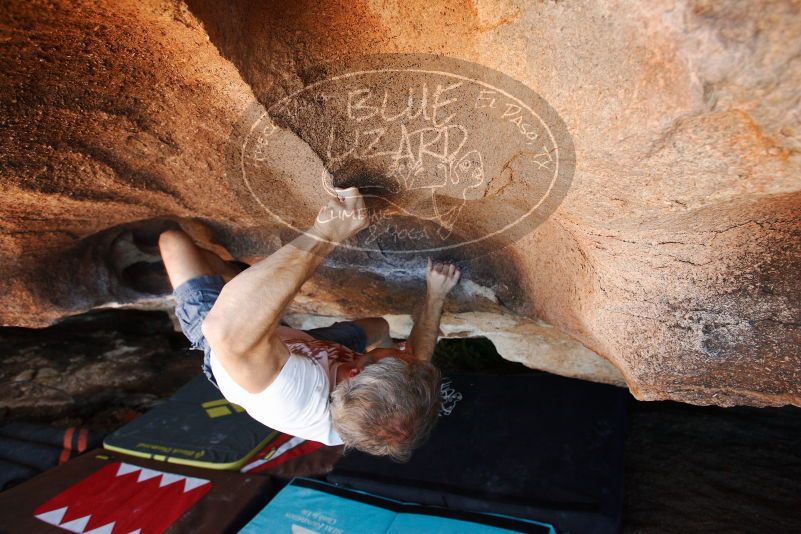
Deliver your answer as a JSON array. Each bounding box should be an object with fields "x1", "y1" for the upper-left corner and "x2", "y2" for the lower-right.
[{"x1": 156, "y1": 187, "x2": 460, "y2": 461}]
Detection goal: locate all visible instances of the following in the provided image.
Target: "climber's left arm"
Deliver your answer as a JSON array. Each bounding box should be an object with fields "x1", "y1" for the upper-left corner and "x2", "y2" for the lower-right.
[{"x1": 403, "y1": 259, "x2": 460, "y2": 362}]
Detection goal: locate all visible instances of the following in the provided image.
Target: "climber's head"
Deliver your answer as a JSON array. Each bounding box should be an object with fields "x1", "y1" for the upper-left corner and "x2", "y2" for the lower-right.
[{"x1": 330, "y1": 356, "x2": 441, "y2": 462}]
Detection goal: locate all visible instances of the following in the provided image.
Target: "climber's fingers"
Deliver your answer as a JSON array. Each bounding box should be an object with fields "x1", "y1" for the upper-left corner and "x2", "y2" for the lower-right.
[
  {"x1": 333, "y1": 186, "x2": 361, "y2": 210},
  {"x1": 314, "y1": 187, "x2": 369, "y2": 241},
  {"x1": 426, "y1": 259, "x2": 461, "y2": 276},
  {"x1": 426, "y1": 260, "x2": 459, "y2": 281},
  {"x1": 449, "y1": 266, "x2": 461, "y2": 285}
]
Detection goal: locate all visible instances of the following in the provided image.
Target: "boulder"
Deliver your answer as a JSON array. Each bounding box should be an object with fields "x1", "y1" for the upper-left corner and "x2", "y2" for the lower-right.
[{"x1": 0, "y1": 0, "x2": 798, "y2": 406}]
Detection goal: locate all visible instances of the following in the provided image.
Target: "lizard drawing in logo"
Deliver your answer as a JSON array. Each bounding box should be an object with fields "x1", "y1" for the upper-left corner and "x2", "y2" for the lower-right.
[{"x1": 322, "y1": 123, "x2": 487, "y2": 241}]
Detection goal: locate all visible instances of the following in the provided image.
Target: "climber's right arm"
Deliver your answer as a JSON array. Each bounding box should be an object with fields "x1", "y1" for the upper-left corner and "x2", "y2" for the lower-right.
[{"x1": 201, "y1": 188, "x2": 368, "y2": 393}]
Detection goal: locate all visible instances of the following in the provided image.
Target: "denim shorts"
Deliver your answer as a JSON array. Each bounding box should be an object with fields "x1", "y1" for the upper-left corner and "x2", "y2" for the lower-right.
[{"x1": 173, "y1": 275, "x2": 368, "y2": 386}]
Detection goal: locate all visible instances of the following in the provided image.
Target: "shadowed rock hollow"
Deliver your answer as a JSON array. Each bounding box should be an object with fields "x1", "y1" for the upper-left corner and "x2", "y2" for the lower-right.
[{"x1": 0, "y1": 0, "x2": 799, "y2": 406}]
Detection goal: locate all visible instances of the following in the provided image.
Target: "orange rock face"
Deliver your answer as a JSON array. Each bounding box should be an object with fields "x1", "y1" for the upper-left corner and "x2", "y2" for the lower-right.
[{"x1": 0, "y1": 0, "x2": 799, "y2": 406}]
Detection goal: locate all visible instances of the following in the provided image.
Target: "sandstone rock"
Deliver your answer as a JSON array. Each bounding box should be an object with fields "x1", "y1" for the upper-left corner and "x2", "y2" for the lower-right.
[
  {"x1": 286, "y1": 271, "x2": 627, "y2": 388},
  {"x1": 0, "y1": 0, "x2": 799, "y2": 406}
]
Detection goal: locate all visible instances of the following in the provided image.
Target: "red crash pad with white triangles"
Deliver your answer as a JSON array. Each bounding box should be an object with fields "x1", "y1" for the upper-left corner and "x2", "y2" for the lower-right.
[
  {"x1": 0, "y1": 449, "x2": 273, "y2": 534},
  {"x1": 240, "y1": 433, "x2": 325, "y2": 474}
]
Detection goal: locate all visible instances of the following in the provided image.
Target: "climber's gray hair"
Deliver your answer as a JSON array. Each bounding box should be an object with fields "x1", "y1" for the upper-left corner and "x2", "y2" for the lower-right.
[{"x1": 330, "y1": 357, "x2": 441, "y2": 462}]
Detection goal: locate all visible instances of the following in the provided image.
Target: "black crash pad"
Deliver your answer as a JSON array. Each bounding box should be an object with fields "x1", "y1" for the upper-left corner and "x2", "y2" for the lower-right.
[
  {"x1": 0, "y1": 422, "x2": 104, "y2": 491},
  {"x1": 328, "y1": 372, "x2": 628, "y2": 534},
  {"x1": 104, "y1": 374, "x2": 277, "y2": 470}
]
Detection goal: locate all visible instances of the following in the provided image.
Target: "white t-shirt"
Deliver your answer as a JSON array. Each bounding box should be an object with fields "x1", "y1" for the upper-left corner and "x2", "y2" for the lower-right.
[{"x1": 209, "y1": 341, "x2": 347, "y2": 446}]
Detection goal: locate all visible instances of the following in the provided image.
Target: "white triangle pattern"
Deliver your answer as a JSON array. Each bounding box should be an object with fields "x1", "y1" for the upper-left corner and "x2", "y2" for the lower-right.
[
  {"x1": 116, "y1": 463, "x2": 139, "y2": 477},
  {"x1": 113, "y1": 461, "x2": 210, "y2": 493},
  {"x1": 182, "y1": 476, "x2": 209, "y2": 493},
  {"x1": 36, "y1": 507, "x2": 100, "y2": 534},
  {"x1": 60, "y1": 514, "x2": 92, "y2": 533},
  {"x1": 158, "y1": 472, "x2": 183, "y2": 488},
  {"x1": 35, "y1": 506, "x2": 68, "y2": 526},
  {"x1": 136, "y1": 468, "x2": 160, "y2": 483},
  {"x1": 84, "y1": 522, "x2": 115, "y2": 534},
  {"x1": 33, "y1": 463, "x2": 211, "y2": 534}
]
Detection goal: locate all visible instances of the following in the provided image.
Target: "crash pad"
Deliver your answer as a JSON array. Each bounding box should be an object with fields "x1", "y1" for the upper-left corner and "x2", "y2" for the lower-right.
[
  {"x1": 104, "y1": 374, "x2": 277, "y2": 470},
  {"x1": 241, "y1": 477, "x2": 556, "y2": 533},
  {"x1": 328, "y1": 372, "x2": 628, "y2": 534},
  {"x1": 240, "y1": 433, "x2": 325, "y2": 474},
  {"x1": 0, "y1": 422, "x2": 104, "y2": 491},
  {"x1": 0, "y1": 449, "x2": 273, "y2": 534}
]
